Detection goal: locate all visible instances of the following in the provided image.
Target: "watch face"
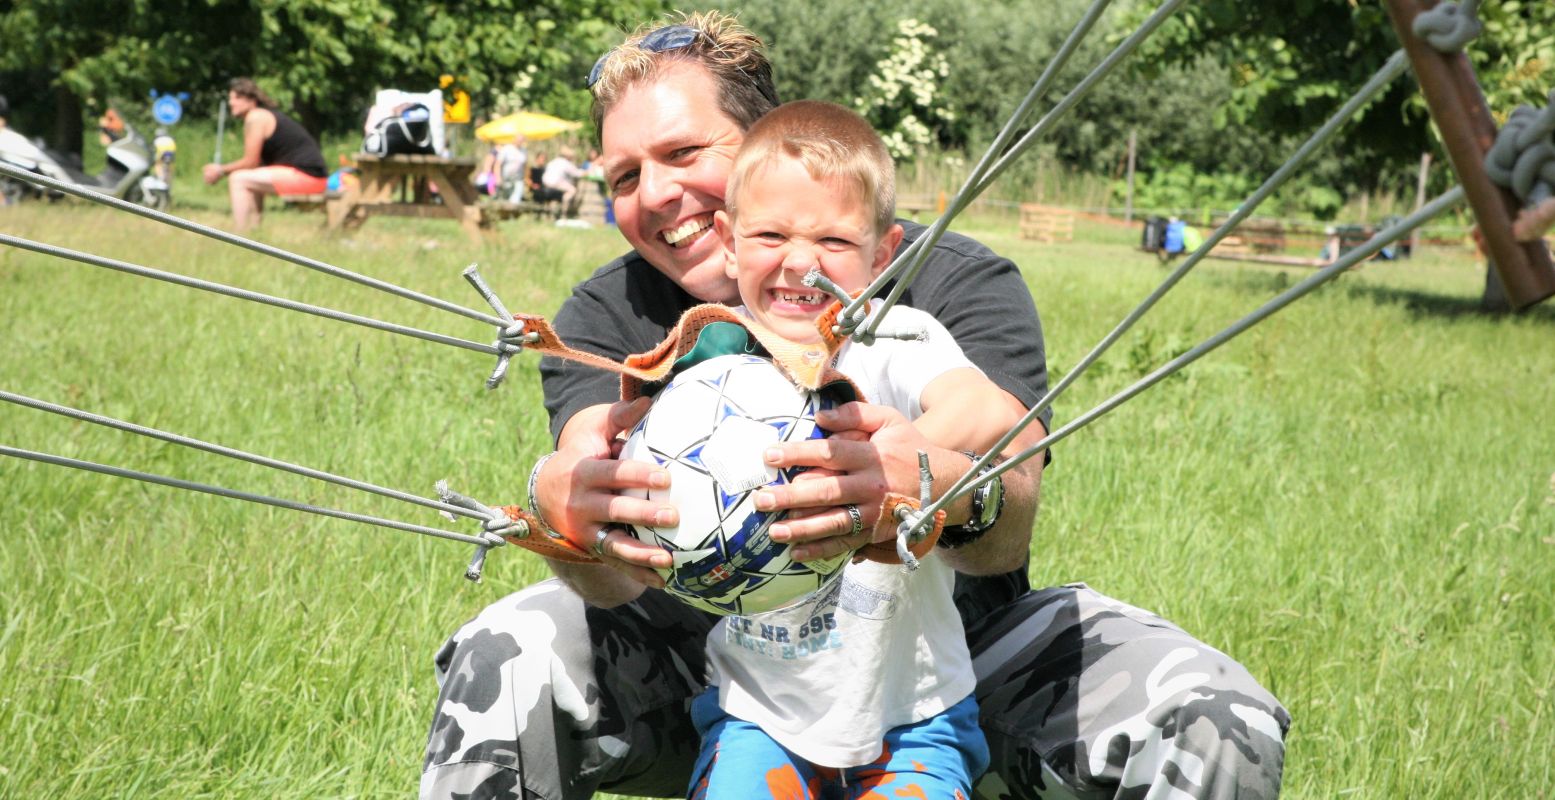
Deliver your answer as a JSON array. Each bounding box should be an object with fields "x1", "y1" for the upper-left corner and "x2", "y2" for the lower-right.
[{"x1": 978, "y1": 473, "x2": 1003, "y2": 527}]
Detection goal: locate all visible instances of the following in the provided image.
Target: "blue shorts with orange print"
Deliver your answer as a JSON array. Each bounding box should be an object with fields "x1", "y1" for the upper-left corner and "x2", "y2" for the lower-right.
[{"x1": 688, "y1": 689, "x2": 989, "y2": 800}]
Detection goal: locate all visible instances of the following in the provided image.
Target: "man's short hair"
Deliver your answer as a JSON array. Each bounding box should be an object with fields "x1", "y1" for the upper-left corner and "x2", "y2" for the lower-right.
[
  {"x1": 589, "y1": 11, "x2": 779, "y2": 141},
  {"x1": 725, "y1": 100, "x2": 897, "y2": 235}
]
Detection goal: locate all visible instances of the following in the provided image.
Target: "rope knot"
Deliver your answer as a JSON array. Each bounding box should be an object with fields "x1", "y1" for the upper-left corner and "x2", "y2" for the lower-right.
[
  {"x1": 1412, "y1": 1, "x2": 1482, "y2": 53},
  {"x1": 1486, "y1": 93, "x2": 1555, "y2": 207}
]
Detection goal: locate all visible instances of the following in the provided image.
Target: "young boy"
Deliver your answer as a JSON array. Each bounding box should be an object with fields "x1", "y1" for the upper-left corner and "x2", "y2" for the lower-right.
[{"x1": 693, "y1": 100, "x2": 1026, "y2": 799}]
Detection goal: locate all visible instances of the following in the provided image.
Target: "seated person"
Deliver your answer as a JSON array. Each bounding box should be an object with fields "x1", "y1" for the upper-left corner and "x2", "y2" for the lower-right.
[
  {"x1": 202, "y1": 77, "x2": 327, "y2": 231},
  {"x1": 542, "y1": 145, "x2": 585, "y2": 217},
  {"x1": 527, "y1": 151, "x2": 564, "y2": 207}
]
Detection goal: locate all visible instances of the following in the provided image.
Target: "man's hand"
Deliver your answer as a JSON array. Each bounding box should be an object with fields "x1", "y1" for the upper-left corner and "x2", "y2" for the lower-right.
[
  {"x1": 536, "y1": 398, "x2": 677, "y2": 600},
  {"x1": 757, "y1": 402, "x2": 975, "y2": 563},
  {"x1": 202, "y1": 163, "x2": 223, "y2": 185}
]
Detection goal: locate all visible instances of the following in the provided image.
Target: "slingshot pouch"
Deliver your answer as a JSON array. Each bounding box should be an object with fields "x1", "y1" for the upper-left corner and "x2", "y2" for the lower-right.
[{"x1": 501, "y1": 298, "x2": 936, "y2": 567}]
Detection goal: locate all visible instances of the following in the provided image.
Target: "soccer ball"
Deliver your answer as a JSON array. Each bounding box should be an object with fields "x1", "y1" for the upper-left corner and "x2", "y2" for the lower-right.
[{"x1": 620, "y1": 353, "x2": 847, "y2": 616}]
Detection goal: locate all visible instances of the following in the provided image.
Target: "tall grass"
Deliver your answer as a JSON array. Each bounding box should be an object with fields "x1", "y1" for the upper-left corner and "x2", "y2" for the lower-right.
[{"x1": 1, "y1": 202, "x2": 1551, "y2": 798}]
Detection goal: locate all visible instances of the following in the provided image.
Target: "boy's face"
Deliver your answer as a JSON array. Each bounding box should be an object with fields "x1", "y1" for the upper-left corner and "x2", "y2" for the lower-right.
[{"x1": 715, "y1": 157, "x2": 903, "y2": 343}]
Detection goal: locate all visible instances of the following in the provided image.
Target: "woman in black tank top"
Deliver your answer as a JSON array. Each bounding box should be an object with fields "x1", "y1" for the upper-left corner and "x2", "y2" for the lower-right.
[{"x1": 202, "y1": 77, "x2": 328, "y2": 231}]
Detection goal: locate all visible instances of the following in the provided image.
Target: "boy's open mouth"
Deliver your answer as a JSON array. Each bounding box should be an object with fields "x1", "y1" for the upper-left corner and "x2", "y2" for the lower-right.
[{"x1": 767, "y1": 288, "x2": 828, "y2": 308}]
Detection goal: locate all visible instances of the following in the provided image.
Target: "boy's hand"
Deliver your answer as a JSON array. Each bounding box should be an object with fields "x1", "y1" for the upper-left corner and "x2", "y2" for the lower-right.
[{"x1": 757, "y1": 402, "x2": 949, "y2": 563}]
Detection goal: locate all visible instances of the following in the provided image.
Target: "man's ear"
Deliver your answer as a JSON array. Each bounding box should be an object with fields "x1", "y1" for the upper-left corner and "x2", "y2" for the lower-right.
[
  {"x1": 715, "y1": 210, "x2": 738, "y2": 279},
  {"x1": 872, "y1": 223, "x2": 905, "y2": 276}
]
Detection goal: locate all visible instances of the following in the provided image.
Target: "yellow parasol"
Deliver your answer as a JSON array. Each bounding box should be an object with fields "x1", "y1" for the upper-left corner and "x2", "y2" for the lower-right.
[{"x1": 475, "y1": 111, "x2": 583, "y2": 142}]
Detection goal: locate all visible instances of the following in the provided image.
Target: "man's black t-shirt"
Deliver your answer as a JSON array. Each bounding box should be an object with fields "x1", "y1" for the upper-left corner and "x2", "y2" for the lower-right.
[{"x1": 538, "y1": 220, "x2": 1051, "y2": 619}]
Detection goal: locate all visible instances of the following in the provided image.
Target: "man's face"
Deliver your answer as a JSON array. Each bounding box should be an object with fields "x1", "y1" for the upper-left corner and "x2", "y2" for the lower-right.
[
  {"x1": 599, "y1": 63, "x2": 746, "y2": 303},
  {"x1": 716, "y1": 158, "x2": 899, "y2": 343}
]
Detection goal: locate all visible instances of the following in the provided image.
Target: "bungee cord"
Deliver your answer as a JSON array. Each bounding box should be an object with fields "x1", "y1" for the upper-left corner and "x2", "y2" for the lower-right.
[
  {"x1": 901, "y1": 187, "x2": 1467, "y2": 539},
  {"x1": 842, "y1": 0, "x2": 1189, "y2": 340},
  {"x1": 0, "y1": 234, "x2": 501, "y2": 357},
  {"x1": 0, "y1": 160, "x2": 505, "y2": 328},
  {"x1": 0, "y1": 390, "x2": 488, "y2": 522},
  {"x1": 918, "y1": 50, "x2": 1413, "y2": 525},
  {"x1": 0, "y1": 445, "x2": 505, "y2": 549},
  {"x1": 0, "y1": 390, "x2": 530, "y2": 580}
]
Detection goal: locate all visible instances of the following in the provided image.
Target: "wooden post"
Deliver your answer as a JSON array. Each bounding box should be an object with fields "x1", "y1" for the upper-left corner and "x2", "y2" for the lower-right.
[
  {"x1": 1412, "y1": 151, "x2": 1432, "y2": 254},
  {"x1": 1125, "y1": 129, "x2": 1137, "y2": 223},
  {"x1": 1383, "y1": 0, "x2": 1555, "y2": 310}
]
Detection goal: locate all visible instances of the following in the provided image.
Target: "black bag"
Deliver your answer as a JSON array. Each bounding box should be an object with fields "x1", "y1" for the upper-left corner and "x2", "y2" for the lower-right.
[{"x1": 363, "y1": 103, "x2": 435, "y2": 156}]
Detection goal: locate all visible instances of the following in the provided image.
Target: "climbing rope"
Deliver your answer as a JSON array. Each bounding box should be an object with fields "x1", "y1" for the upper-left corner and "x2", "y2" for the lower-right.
[
  {"x1": 0, "y1": 160, "x2": 506, "y2": 328},
  {"x1": 0, "y1": 390, "x2": 526, "y2": 580},
  {"x1": 1486, "y1": 90, "x2": 1555, "y2": 206},
  {"x1": 0, "y1": 234, "x2": 501, "y2": 357},
  {"x1": 1413, "y1": 0, "x2": 1482, "y2": 53}
]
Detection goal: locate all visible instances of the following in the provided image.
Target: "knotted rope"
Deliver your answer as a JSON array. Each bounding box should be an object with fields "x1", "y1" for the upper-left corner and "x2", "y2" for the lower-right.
[
  {"x1": 1412, "y1": 0, "x2": 1482, "y2": 53},
  {"x1": 1485, "y1": 90, "x2": 1555, "y2": 241}
]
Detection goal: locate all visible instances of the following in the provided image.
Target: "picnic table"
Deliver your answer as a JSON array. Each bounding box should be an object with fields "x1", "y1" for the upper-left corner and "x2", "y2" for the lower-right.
[{"x1": 326, "y1": 154, "x2": 483, "y2": 239}]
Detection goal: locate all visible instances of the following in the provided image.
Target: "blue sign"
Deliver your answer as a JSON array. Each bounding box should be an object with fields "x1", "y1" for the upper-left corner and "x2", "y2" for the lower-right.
[{"x1": 152, "y1": 95, "x2": 183, "y2": 125}]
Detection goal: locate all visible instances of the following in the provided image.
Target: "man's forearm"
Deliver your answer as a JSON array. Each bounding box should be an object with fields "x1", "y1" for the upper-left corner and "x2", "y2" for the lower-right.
[
  {"x1": 547, "y1": 559, "x2": 647, "y2": 608},
  {"x1": 938, "y1": 420, "x2": 1046, "y2": 575}
]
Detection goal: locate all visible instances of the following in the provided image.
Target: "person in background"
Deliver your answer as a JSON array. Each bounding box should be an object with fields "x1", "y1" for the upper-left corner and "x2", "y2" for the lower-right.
[
  {"x1": 496, "y1": 134, "x2": 528, "y2": 203},
  {"x1": 542, "y1": 144, "x2": 585, "y2": 217},
  {"x1": 202, "y1": 77, "x2": 327, "y2": 231}
]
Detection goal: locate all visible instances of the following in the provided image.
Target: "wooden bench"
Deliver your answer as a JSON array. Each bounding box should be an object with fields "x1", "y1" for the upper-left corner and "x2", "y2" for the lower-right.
[
  {"x1": 326, "y1": 154, "x2": 483, "y2": 240},
  {"x1": 279, "y1": 193, "x2": 334, "y2": 213},
  {"x1": 1019, "y1": 203, "x2": 1076, "y2": 244},
  {"x1": 483, "y1": 199, "x2": 561, "y2": 222}
]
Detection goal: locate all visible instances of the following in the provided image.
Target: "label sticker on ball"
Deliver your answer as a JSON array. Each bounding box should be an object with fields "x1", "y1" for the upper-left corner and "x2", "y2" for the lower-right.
[{"x1": 703, "y1": 415, "x2": 781, "y2": 493}]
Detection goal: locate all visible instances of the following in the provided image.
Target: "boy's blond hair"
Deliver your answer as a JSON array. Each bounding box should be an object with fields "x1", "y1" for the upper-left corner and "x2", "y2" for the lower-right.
[
  {"x1": 589, "y1": 11, "x2": 778, "y2": 140},
  {"x1": 725, "y1": 100, "x2": 897, "y2": 234}
]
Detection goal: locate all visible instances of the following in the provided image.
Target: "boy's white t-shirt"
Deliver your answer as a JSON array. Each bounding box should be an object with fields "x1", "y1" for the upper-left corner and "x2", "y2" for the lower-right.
[{"x1": 707, "y1": 303, "x2": 980, "y2": 768}]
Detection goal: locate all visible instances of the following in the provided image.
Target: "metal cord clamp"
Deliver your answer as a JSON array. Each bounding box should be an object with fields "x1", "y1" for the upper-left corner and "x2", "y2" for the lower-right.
[
  {"x1": 802, "y1": 269, "x2": 925, "y2": 345},
  {"x1": 464, "y1": 263, "x2": 542, "y2": 389},
  {"x1": 434, "y1": 480, "x2": 527, "y2": 583}
]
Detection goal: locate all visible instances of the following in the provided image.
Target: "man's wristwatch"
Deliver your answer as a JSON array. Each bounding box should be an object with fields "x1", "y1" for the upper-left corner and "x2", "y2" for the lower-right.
[{"x1": 937, "y1": 452, "x2": 1005, "y2": 549}]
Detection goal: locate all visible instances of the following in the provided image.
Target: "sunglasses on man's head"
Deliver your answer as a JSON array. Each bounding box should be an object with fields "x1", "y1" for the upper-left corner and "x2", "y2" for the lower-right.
[{"x1": 587, "y1": 25, "x2": 702, "y2": 88}]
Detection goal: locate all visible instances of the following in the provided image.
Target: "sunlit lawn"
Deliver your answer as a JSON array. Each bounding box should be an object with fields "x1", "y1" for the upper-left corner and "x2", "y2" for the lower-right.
[{"x1": 1, "y1": 200, "x2": 1551, "y2": 798}]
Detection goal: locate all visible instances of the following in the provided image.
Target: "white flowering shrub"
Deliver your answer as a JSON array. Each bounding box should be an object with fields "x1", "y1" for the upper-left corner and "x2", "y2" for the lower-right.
[
  {"x1": 490, "y1": 64, "x2": 541, "y2": 116},
  {"x1": 855, "y1": 18, "x2": 954, "y2": 160}
]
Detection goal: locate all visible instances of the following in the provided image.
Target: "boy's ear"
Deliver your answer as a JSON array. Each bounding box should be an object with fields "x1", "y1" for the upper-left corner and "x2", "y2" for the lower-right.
[
  {"x1": 872, "y1": 223, "x2": 905, "y2": 276},
  {"x1": 715, "y1": 210, "x2": 738, "y2": 279}
]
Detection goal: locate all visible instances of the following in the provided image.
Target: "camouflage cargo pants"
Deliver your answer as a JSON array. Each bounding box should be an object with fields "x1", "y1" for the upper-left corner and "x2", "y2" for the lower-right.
[{"x1": 421, "y1": 580, "x2": 1288, "y2": 799}]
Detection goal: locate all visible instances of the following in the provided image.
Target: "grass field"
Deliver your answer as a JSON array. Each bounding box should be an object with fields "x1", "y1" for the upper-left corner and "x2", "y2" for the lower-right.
[{"x1": 1, "y1": 200, "x2": 1552, "y2": 798}]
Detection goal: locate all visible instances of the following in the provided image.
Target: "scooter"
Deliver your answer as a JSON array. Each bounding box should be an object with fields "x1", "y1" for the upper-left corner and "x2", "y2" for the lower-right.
[{"x1": 0, "y1": 120, "x2": 171, "y2": 209}]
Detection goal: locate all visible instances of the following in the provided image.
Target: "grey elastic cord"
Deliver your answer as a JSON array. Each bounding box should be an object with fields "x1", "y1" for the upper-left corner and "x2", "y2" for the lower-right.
[
  {"x1": 0, "y1": 234, "x2": 500, "y2": 357},
  {"x1": 933, "y1": 50, "x2": 1413, "y2": 504},
  {"x1": 846, "y1": 0, "x2": 1187, "y2": 336},
  {"x1": 913, "y1": 187, "x2": 1467, "y2": 532},
  {"x1": 0, "y1": 160, "x2": 505, "y2": 328},
  {"x1": 0, "y1": 390, "x2": 486, "y2": 522},
  {"x1": 0, "y1": 445, "x2": 502, "y2": 548}
]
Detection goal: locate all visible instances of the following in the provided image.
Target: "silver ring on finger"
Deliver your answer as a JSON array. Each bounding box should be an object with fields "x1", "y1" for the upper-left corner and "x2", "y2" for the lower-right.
[
  {"x1": 593, "y1": 528, "x2": 612, "y2": 557},
  {"x1": 845, "y1": 504, "x2": 864, "y2": 538}
]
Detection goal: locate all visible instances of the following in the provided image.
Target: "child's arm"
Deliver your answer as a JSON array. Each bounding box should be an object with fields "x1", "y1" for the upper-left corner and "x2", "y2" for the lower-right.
[{"x1": 914, "y1": 368, "x2": 1028, "y2": 455}]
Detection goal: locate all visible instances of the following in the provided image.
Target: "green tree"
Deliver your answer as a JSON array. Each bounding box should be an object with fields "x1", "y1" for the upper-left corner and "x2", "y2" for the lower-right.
[{"x1": 0, "y1": 0, "x2": 665, "y2": 156}]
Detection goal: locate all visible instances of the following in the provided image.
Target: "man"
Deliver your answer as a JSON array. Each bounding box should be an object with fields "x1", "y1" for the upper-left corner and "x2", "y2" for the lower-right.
[{"x1": 422, "y1": 12, "x2": 1288, "y2": 800}]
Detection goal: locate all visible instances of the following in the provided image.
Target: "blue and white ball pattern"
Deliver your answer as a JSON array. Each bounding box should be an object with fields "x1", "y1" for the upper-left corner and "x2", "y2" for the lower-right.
[{"x1": 620, "y1": 354, "x2": 847, "y2": 616}]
